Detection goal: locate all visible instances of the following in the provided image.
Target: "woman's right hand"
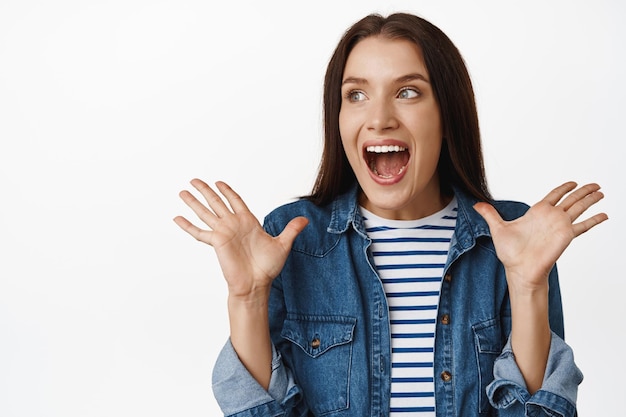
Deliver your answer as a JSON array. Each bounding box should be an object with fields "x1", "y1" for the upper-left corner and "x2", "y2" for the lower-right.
[{"x1": 174, "y1": 179, "x2": 309, "y2": 300}]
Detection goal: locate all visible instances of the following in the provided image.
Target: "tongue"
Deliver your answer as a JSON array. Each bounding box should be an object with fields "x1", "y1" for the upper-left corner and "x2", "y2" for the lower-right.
[{"x1": 374, "y1": 152, "x2": 408, "y2": 177}]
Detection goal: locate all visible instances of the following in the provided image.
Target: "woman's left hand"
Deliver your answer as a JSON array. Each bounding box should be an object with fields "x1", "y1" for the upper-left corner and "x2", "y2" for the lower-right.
[{"x1": 473, "y1": 182, "x2": 608, "y2": 291}]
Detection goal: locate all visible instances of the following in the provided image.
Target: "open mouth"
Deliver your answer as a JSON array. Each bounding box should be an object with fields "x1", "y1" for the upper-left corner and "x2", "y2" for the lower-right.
[{"x1": 365, "y1": 145, "x2": 409, "y2": 179}]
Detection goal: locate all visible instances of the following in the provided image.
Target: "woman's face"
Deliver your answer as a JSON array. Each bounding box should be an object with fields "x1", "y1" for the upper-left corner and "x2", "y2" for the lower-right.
[{"x1": 339, "y1": 36, "x2": 445, "y2": 220}]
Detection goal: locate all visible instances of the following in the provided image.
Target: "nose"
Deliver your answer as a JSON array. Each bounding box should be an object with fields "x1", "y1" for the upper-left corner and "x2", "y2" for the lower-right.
[{"x1": 366, "y1": 99, "x2": 399, "y2": 132}]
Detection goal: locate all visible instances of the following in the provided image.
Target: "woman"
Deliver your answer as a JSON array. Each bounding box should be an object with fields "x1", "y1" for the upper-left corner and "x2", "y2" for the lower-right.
[{"x1": 174, "y1": 12, "x2": 607, "y2": 417}]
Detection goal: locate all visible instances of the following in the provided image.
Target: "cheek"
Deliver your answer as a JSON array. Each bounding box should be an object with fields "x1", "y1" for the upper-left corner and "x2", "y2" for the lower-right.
[
  {"x1": 411, "y1": 133, "x2": 443, "y2": 171},
  {"x1": 338, "y1": 112, "x2": 359, "y2": 149},
  {"x1": 415, "y1": 104, "x2": 442, "y2": 132},
  {"x1": 427, "y1": 107, "x2": 443, "y2": 137},
  {"x1": 338, "y1": 110, "x2": 350, "y2": 140},
  {"x1": 410, "y1": 111, "x2": 443, "y2": 150}
]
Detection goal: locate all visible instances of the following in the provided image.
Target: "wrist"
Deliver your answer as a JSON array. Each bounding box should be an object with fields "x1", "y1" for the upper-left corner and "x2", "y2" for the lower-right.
[
  {"x1": 505, "y1": 269, "x2": 550, "y2": 297},
  {"x1": 507, "y1": 273, "x2": 550, "y2": 329},
  {"x1": 228, "y1": 287, "x2": 271, "y2": 310},
  {"x1": 508, "y1": 282, "x2": 549, "y2": 301},
  {"x1": 227, "y1": 290, "x2": 271, "y2": 341}
]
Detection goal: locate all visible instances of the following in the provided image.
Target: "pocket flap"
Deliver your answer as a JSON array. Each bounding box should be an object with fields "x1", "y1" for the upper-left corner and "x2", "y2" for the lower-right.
[{"x1": 281, "y1": 315, "x2": 356, "y2": 358}]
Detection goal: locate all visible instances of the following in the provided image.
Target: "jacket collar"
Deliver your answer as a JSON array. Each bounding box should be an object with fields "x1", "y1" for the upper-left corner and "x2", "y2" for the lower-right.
[
  {"x1": 327, "y1": 184, "x2": 362, "y2": 235},
  {"x1": 327, "y1": 182, "x2": 493, "y2": 251}
]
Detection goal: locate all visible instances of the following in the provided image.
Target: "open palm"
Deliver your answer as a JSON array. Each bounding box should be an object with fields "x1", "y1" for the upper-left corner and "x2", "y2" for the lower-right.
[
  {"x1": 474, "y1": 182, "x2": 607, "y2": 289},
  {"x1": 174, "y1": 179, "x2": 308, "y2": 298}
]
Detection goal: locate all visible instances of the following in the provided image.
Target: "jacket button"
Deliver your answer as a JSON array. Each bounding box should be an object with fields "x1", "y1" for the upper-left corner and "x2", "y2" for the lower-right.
[
  {"x1": 441, "y1": 314, "x2": 450, "y2": 325},
  {"x1": 310, "y1": 337, "x2": 321, "y2": 349},
  {"x1": 441, "y1": 371, "x2": 452, "y2": 382},
  {"x1": 444, "y1": 273, "x2": 452, "y2": 282}
]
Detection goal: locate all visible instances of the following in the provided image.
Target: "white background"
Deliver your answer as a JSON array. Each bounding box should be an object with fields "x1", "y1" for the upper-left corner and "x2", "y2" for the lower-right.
[{"x1": 0, "y1": 0, "x2": 623, "y2": 415}]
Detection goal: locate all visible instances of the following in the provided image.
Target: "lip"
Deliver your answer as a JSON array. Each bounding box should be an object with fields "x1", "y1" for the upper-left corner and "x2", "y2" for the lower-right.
[{"x1": 362, "y1": 138, "x2": 410, "y2": 185}]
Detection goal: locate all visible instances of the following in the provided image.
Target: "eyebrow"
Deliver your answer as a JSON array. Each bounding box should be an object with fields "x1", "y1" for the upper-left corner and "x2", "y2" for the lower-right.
[{"x1": 341, "y1": 73, "x2": 430, "y2": 86}]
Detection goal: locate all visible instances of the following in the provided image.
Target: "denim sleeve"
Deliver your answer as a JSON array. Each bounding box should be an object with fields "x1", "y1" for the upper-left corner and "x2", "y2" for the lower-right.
[
  {"x1": 211, "y1": 339, "x2": 303, "y2": 417},
  {"x1": 486, "y1": 331, "x2": 583, "y2": 417}
]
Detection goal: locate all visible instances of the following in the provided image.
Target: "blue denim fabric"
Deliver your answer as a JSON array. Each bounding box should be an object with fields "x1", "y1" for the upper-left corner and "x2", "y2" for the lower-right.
[
  {"x1": 212, "y1": 185, "x2": 582, "y2": 417},
  {"x1": 487, "y1": 335, "x2": 583, "y2": 416}
]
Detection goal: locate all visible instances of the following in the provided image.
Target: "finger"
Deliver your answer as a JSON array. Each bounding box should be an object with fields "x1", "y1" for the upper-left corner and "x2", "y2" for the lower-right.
[
  {"x1": 215, "y1": 181, "x2": 251, "y2": 214},
  {"x1": 572, "y1": 212, "x2": 609, "y2": 237},
  {"x1": 276, "y1": 217, "x2": 309, "y2": 249},
  {"x1": 179, "y1": 189, "x2": 218, "y2": 227},
  {"x1": 542, "y1": 181, "x2": 577, "y2": 206},
  {"x1": 558, "y1": 183, "x2": 601, "y2": 212},
  {"x1": 173, "y1": 216, "x2": 214, "y2": 245},
  {"x1": 565, "y1": 190, "x2": 605, "y2": 222},
  {"x1": 473, "y1": 202, "x2": 504, "y2": 230},
  {"x1": 190, "y1": 178, "x2": 232, "y2": 218}
]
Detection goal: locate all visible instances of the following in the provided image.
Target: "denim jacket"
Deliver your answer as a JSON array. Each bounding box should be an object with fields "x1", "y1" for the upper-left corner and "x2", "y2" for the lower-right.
[{"x1": 212, "y1": 185, "x2": 583, "y2": 417}]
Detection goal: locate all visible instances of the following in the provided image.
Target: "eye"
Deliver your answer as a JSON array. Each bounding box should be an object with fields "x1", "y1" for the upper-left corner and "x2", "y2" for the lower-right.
[
  {"x1": 345, "y1": 90, "x2": 366, "y2": 102},
  {"x1": 397, "y1": 87, "x2": 420, "y2": 99}
]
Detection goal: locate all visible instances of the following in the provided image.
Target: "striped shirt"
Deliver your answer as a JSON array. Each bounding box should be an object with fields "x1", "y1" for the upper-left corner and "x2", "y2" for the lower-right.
[{"x1": 361, "y1": 198, "x2": 457, "y2": 416}]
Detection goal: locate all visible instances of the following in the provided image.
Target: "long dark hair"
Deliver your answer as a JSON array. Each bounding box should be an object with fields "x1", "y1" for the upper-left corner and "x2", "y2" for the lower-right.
[{"x1": 307, "y1": 13, "x2": 491, "y2": 205}]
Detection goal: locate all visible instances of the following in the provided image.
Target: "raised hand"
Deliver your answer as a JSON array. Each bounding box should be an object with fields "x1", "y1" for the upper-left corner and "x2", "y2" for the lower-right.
[
  {"x1": 473, "y1": 182, "x2": 608, "y2": 290},
  {"x1": 174, "y1": 179, "x2": 308, "y2": 300}
]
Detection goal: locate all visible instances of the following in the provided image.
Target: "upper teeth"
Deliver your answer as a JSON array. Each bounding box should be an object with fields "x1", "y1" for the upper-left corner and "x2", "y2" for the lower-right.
[{"x1": 366, "y1": 145, "x2": 406, "y2": 153}]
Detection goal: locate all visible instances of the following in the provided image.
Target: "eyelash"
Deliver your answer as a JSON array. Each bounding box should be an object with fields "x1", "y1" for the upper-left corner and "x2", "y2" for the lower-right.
[
  {"x1": 344, "y1": 90, "x2": 366, "y2": 102},
  {"x1": 397, "y1": 87, "x2": 421, "y2": 99},
  {"x1": 343, "y1": 87, "x2": 421, "y2": 102}
]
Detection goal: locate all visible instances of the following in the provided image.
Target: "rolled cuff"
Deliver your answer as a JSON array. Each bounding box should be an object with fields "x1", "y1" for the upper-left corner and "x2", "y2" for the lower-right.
[
  {"x1": 487, "y1": 331, "x2": 583, "y2": 417},
  {"x1": 212, "y1": 339, "x2": 301, "y2": 416}
]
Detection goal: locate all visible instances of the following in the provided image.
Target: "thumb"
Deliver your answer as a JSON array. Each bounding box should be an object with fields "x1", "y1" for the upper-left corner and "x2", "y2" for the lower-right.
[
  {"x1": 277, "y1": 216, "x2": 309, "y2": 247},
  {"x1": 473, "y1": 202, "x2": 503, "y2": 230}
]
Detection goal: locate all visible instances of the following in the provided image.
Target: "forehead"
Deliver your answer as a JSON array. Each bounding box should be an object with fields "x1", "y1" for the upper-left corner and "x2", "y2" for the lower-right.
[{"x1": 343, "y1": 36, "x2": 428, "y2": 80}]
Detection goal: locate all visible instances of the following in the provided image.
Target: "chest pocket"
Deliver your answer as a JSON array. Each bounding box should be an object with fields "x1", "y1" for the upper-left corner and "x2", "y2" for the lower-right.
[
  {"x1": 472, "y1": 318, "x2": 504, "y2": 415},
  {"x1": 281, "y1": 315, "x2": 356, "y2": 415}
]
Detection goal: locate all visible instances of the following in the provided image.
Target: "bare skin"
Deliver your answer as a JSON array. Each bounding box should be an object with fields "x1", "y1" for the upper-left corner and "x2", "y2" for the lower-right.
[
  {"x1": 175, "y1": 179, "x2": 607, "y2": 394},
  {"x1": 174, "y1": 179, "x2": 307, "y2": 389},
  {"x1": 474, "y1": 181, "x2": 608, "y2": 393},
  {"x1": 175, "y1": 37, "x2": 609, "y2": 396}
]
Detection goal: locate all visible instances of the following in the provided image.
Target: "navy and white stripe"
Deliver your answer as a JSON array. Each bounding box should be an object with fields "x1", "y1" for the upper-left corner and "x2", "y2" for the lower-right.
[{"x1": 361, "y1": 198, "x2": 457, "y2": 416}]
